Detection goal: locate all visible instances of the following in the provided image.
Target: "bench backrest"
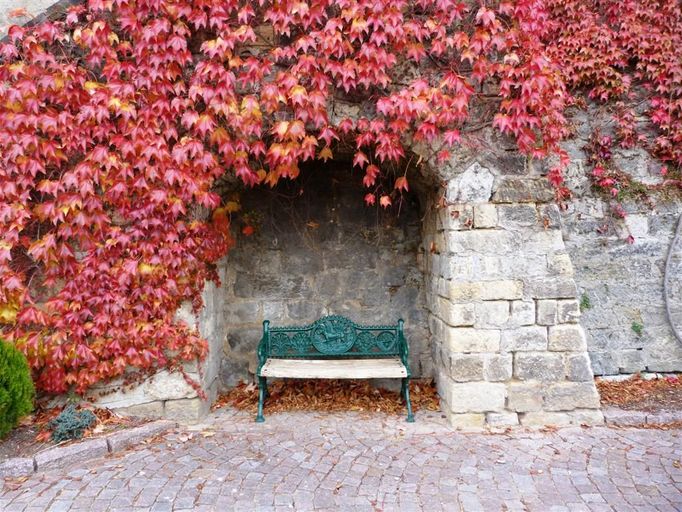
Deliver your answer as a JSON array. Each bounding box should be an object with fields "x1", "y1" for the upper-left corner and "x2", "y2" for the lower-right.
[{"x1": 259, "y1": 315, "x2": 407, "y2": 361}]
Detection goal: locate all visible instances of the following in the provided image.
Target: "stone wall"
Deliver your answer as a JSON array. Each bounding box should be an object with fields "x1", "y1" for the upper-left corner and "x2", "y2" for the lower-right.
[
  {"x1": 218, "y1": 165, "x2": 432, "y2": 387},
  {"x1": 422, "y1": 159, "x2": 603, "y2": 428},
  {"x1": 560, "y1": 114, "x2": 682, "y2": 376}
]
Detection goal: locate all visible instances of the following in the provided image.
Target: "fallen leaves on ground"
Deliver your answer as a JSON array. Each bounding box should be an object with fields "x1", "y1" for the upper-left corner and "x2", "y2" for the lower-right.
[
  {"x1": 597, "y1": 374, "x2": 682, "y2": 410},
  {"x1": 213, "y1": 379, "x2": 440, "y2": 415}
]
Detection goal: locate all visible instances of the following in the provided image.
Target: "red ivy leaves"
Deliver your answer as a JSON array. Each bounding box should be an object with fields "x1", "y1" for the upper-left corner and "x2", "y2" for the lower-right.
[{"x1": 0, "y1": 0, "x2": 679, "y2": 393}]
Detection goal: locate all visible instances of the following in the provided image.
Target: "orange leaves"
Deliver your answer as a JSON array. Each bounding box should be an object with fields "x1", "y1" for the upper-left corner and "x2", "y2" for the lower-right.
[
  {"x1": 379, "y1": 195, "x2": 392, "y2": 208},
  {"x1": 394, "y1": 176, "x2": 409, "y2": 193}
]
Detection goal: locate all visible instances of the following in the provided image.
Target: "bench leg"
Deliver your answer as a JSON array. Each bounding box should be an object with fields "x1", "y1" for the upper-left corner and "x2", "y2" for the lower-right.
[
  {"x1": 402, "y1": 377, "x2": 415, "y2": 423},
  {"x1": 256, "y1": 376, "x2": 266, "y2": 423}
]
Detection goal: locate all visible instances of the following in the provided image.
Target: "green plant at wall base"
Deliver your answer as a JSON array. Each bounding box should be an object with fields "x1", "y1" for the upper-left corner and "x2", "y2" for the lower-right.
[
  {"x1": 49, "y1": 404, "x2": 97, "y2": 442},
  {"x1": 631, "y1": 322, "x2": 644, "y2": 336},
  {"x1": 0, "y1": 339, "x2": 35, "y2": 438},
  {"x1": 580, "y1": 293, "x2": 592, "y2": 312}
]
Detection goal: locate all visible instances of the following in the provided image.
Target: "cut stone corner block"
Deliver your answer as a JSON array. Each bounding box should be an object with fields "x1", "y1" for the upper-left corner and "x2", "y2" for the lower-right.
[{"x1": 430, "y1": 178, "x2": 601, "y2": 430}]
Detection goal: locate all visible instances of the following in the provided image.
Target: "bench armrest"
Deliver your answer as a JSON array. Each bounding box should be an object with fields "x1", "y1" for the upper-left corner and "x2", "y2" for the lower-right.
[
  {"x1": 398, "y1": 319, "x2": 411, "y2": 377},
  {"x1": 257, "y1": 320, "x2": 270, "y2": 374}
]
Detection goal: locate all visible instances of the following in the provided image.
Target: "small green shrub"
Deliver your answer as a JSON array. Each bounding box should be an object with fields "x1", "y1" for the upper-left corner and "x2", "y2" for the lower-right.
[
  {"x1": 49, "y1": 404, "x2": 97, "y2": 442},
  {"x1": 0, "y1": 339, "x2": 35, "y2": 438},
  {"x1": 579, "y1": 293, "x2": 592, "y2": 312},
  {"x1": 631, "y1": 321, "x2": 644, "y2": 336}
]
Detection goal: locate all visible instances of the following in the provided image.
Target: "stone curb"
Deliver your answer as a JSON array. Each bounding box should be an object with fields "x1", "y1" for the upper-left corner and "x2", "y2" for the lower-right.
[
  {"x1": 0, "y1": 420, "x2": 176, "y2": 478},
  {"x1": 602, "y1": 407, "x2": 682, "y2": 427}
]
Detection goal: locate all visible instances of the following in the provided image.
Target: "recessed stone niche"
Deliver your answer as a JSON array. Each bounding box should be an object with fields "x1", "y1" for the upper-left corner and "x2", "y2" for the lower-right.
[
  {"x1": 93, "y1": 156, "x2": 603, "y2": 428},
  {"x1": 218, "y1": 164, "x2": 433, "y2": 386}
]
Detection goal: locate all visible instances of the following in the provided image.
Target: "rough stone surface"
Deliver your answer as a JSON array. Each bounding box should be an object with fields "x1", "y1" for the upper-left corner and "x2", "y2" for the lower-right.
[
  {"x1": 1, "y1": 409, "x2": 680, "y2": 512},
  {"x1": 0, "y1": 458, "x2": 34, "y2": 478},
  {"x1": 447, "y1": 382, "x2": 506, "y2": 413},
  {"x1": 561, "y1": 127, "x2": 682, "y2": 376},
  {"x1": 548, "y1": 324, "x2": 588, "y2": 351},
  {"x1": 33, "y1": 439, "x2": 108, "y2": 471},
  {"x1": 514, "y1": 353, "x2": 565, "y2": 381},
  {"x1": 220, "y1": 166, "x2": 431, "y2": 385},
  {"x1": 105, "y1": 420, "x2": 177, "y2": 452},
  {"x1": 447, "y1": 162, "x2": 495, "y2": 202},
  {"x1": 507, "y1": 383, "x2": 544, "y2": 413}
]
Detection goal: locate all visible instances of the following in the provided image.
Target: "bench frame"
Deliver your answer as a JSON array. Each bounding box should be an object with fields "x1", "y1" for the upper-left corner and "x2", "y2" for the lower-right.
[{"x1": 256, "y1": 315, "x2": 414, "y2": 423}]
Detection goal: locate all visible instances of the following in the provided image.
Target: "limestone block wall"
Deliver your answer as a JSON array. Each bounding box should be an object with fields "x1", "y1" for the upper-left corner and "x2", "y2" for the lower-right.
[
  {"x1": 560, "y1": 118, "x2": 682, "y2": 376},
  {"x1": 423, "y1": 162, "x2": 603, "y2": 428}
]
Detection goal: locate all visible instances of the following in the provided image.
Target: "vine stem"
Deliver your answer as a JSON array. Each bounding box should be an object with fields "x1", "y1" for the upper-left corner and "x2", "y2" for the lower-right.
[{"x1": 664, "y1": 213, "x2": 682, "y2": 345}]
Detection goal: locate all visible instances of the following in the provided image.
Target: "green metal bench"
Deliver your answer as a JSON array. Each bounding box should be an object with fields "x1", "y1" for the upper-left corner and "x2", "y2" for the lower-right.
[{"x1": 255, "y1": 315, "x2": 414, "y2": 423}]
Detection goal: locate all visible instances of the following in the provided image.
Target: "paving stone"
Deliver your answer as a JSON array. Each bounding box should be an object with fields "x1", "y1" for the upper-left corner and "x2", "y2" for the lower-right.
[{"x1": 0, "y1": 408, "x2": 678, "y2": 511}]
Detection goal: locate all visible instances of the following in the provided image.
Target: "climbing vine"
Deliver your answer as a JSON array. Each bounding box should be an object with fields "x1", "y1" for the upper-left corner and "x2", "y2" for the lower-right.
[
  {"x1": 0, "y1": 0, "x2": 680, "y2": 394},
  {"x1": 545, "y1": 0, "x2": 682, "y2": 212}
]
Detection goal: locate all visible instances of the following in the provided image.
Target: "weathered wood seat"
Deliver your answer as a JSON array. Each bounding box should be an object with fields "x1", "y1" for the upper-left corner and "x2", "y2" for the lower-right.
[{"x1": 255, "y1": 315, "x2": 414, "y2": 423}]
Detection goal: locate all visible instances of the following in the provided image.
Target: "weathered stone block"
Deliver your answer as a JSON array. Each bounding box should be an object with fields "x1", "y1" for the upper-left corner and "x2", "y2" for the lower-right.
[
  {"x1": 116, "y1": 401, "x2": 165, "y2": 418},
  {"x1": 624, "y1": 214, "x2": 649, "y2": 239},
  {"x1": 164, "y1": 397, "x2": 211, "y2": 423},
  {"x1": 446, "y1": 328, "x2": 500, "y2": 353},
  {"x1": 497, "y1": 204, "x2": 538, "y2": 229},
  {"x1": 449, "y1": 353, "x2": 485, "y2": 382},
  {"x1": 522, "y1": 409, "x2": 604, "y2": 427},
  {"x1": 0, "y1": 458, "x2": 34, "y2": 477},
  {"x1": 526, "y1": 278, "x2": 578, "y2": 299},
  {"x1": 486, "y1": 412, "x2": 519, "y2": 427},
  {"x1": 437, "y1": 298, "x2": 475, "y2": 327},
  {"x1": 507, "y1": 382, "x2": 543, "y2": 412},
  {"x1": 438, "y1": 204, "x2": 474, "y2": 231},
  {"x1": 473, "y1": 204, "x2": 497, "y2": 228},
  {"x1": 106, "y1": 420, "x2": 177, "y2": 452},
  {"x1": 446, "y1": 230, "x2": 520, "y2": 254},
  {"x1": 589, "y1": 352, "x2": 619, "y2": 376},
  {"x1": 548, "y1": 253, "x2": 574, "y2": 276},
  {"x1": 447, "y1": 162, "x2": 495, "y2": 202},
  {"x1": 548, "y1": 325, "x2": 587, "y2": 351},
  {"x1": 483, "y1": 353, "x2": 513, "y2": 381},
  {"x1": 448, "y1": 382, "x2": 506, "y2": 413},
  {"x1": 647, "y1": 410, "x2": 682, "y2": 424},
  {"x1": 446, "y1": 412, "x2": 486, "y2": 430},
  {"x1": 519, "y1": 411, "x2": 571, "y2": 427},
  {"x1": 514, "y1": 353, "x2": 564, "y2": 381},
  {"x1": 224, "y1": 300, "x2": 261, "y2": 323},
  {"x1": 474, "y1": 301, "x2": 509, "y2": 328},
  {"x1": 543, "y1": 382, "x2": 600, "y2": 411},
  {"x1": 34, "y1": 438, "x2": 109, "y2": 471},
  {"x1": 509, "y1": 300, "x2": 535, "y2": 326},
  {"x1": 616, "y1": 350, "x2": 645, "y2": 373},
  {"x1": 536, "y1": 300, "x2": 558, "y2": 325},
  {"x1": 602, "y1": 407, "x2": 647, "y2": 426},
  {"x1": 447, "y1": 282, "x2": 482, "y2": 302},
  {"x1": 144, "y1": 371, "x2": 198, "y2": 401},
  {"x1": 557, "y1": 299, "x2": 580, "y2": 323},
  {"x1": 492, "y1": 178, "x2": 554, "y2": 203},
  {"x1": 566, "y1": 353, "x2": 594, "y2": 381},
  {"x1": 480, "y1": 280, "x2": 523, "y2": 301},
  {"x1": 501, "y1": 326, "x2": 548, "y2": 352},
  {"x1": 522, "y1": 231, "x2": 565, "y2": 254}
]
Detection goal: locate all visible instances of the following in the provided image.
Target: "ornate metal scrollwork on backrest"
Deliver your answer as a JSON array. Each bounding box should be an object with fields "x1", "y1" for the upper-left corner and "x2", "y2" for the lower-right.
[
  {"x1": 268, "y1": 315, "x2": 400, "y2": 357},
  {"x1": 311, "y1": 316, "x2": 357, "y2": 354}
]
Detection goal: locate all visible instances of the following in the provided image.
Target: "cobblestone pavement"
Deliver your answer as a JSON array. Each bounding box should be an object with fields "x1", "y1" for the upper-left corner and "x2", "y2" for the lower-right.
[{"x1": 1, "y1": 408, "x2": 681, "y2": 512}]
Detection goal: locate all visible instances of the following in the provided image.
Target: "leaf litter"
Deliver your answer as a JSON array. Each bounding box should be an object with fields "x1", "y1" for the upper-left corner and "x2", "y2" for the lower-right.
[{"x1": 213, "y1": 378, "x2": 440, "y2": 415}]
